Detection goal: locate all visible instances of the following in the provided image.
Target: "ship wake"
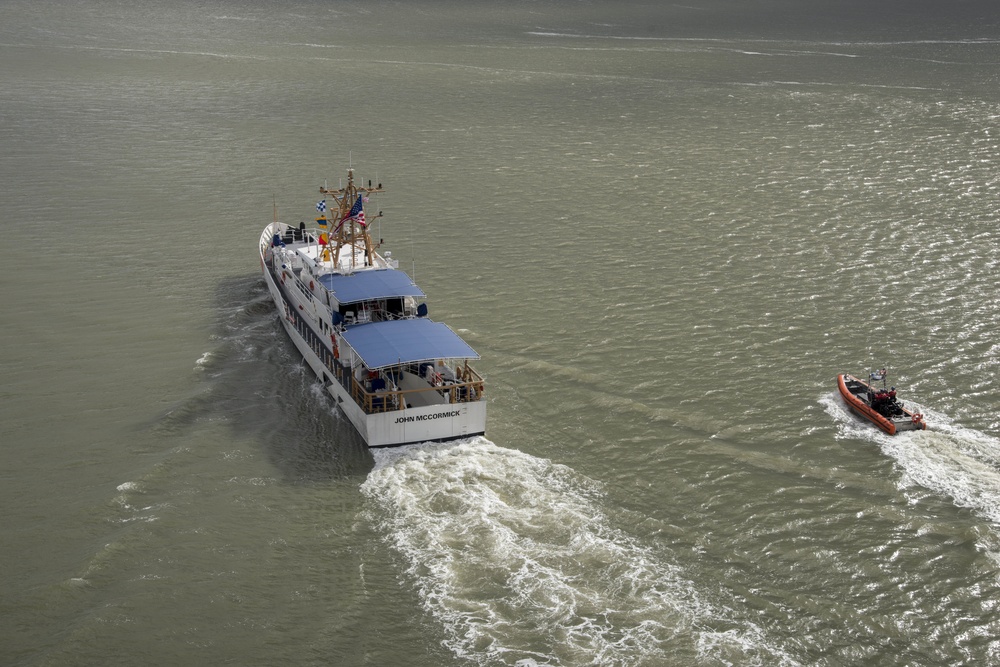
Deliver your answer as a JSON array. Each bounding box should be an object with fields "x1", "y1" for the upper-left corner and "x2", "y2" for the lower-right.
[
  {"x1": 362, "y1": 438, "x2": 793, "y2": 666},
  {"x1": 824, "y1": 393, "x2": 1000, "y2": 527}
]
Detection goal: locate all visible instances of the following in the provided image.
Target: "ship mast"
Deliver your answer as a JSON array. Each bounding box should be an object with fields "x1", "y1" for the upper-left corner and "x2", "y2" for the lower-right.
[{"x1": 319, "y1": 168, "x2": 383, "y2": 270}]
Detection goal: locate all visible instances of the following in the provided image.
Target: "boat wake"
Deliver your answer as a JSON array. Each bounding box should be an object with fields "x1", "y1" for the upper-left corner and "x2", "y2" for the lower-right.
[
  {"x1": 361, "y1": 439, "x2": 794, "y2": 666},
  {"x1": 823, "y1": 393, "x2": 1000, "y2": 525}
]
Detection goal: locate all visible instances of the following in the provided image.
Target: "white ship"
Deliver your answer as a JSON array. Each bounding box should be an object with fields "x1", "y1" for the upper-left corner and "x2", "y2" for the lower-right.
[{"x1": 257, "y1": 168, "x2": 486, "y2": 447}]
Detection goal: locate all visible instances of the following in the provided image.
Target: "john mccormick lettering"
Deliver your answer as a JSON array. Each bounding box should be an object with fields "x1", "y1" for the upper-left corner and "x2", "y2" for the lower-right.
[{"x1": 394, "y1": 410, "x2": 462, "y2": 424}]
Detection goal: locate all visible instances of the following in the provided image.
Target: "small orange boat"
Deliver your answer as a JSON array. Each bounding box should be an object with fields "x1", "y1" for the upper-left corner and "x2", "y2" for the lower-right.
[{"x1": 837, "y1": 372, "x2": 926, "y2": 435}]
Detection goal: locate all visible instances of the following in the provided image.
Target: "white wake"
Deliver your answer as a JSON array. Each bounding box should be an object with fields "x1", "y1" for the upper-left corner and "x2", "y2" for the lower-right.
[
  {"x1": 362, "y1": 438, "x2": 793, "y2": 666},
  {"x1": 823, "y1": 393, "x2": 1000, "y2": 525}
]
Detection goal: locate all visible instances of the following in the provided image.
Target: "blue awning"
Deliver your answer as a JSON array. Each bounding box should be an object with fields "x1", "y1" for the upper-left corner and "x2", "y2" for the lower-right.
[
  {"x1": 317, "y1": 269, "x2": 425, "y2": 304},
  {"x1": 340, "y1": 319, "x2": 479, "y2": 369}
]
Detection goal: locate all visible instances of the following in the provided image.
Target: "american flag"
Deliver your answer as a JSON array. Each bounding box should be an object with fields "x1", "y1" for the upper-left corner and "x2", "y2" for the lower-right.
[{"x1": 341, "y1": 195, "x2": 366, "y2": 227}]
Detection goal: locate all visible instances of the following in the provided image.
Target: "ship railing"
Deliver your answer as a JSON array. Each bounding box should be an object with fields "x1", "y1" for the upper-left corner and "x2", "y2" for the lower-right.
[
  {"x1": 348, "y1": 372, "x2": 486, "y2": 414},
  {"x1": 335, "y1": 303, "x2": 433, "y2": 327}
]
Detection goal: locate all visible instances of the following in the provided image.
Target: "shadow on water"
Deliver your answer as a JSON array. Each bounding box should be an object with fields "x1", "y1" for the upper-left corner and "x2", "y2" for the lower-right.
[{"x1": 153, "y1": 273, "x2": 374, "y2": 481}]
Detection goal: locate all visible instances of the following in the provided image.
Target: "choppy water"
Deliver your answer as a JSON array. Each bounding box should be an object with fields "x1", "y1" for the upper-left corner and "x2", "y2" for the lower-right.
[{"x1": 3, "y1": 1, "x2": 1000, "y2": 665}]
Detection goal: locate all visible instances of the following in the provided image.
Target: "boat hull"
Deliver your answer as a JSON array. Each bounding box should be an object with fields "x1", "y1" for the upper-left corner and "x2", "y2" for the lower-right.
[
  {"x1": 259, "y1": 223, "x2": 486, "y2": 448},
  {"x1": 837, "y1": 373, "x2": 926, "y2": 435}
]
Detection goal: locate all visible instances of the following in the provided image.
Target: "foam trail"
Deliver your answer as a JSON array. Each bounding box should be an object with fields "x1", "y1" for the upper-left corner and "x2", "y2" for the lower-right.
[
  {"x1": 823, "y1": 393, "x2": 1000, "y2": 524},
  {"x1": 362, "y1": 438, "x2": 793, "y2": 666}
]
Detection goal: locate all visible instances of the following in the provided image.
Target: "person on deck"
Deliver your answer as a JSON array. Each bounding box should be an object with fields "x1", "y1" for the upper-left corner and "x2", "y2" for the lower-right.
[{"x1": 437, "y1": 360, "x2": 456, "y2": 383}]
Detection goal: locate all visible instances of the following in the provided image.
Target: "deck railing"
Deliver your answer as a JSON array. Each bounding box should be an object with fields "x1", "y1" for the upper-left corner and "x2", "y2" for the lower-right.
[{"x1": 347, "y1": 369, "x2": 485, "y2": 414}]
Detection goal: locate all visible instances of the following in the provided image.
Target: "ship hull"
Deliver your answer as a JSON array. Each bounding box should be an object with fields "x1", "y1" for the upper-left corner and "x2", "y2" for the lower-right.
[{"x1": 837, "y1": 373, "x2": 926, "y2": 435}]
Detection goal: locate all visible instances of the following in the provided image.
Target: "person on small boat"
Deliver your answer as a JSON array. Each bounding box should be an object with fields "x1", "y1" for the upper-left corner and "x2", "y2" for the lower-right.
[
  {"x1": 871, "y1": 389, "x2": 892, "y2": 416},
  {"x1": 888, "y1": 387, "x2": 897, "y2": 402}
]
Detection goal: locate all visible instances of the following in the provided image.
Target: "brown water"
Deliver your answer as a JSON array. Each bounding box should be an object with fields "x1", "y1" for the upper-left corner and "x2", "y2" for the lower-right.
[{"x1": 3, "y1": 1, "x2": 1000, "y2": 665}]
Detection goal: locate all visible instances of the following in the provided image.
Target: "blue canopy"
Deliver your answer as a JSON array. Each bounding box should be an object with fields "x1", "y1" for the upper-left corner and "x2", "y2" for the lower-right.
[
  {"x1": 317, "y1": 269, "x2": 425, "y2": 304},
  {"x1": 341, "y1": 319, "x2": 479, "y2": 370}
]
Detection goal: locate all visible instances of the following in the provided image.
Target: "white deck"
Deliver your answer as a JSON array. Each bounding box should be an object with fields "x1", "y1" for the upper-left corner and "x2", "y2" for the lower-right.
[{"x1": 293, "y1": 241, "x2": 396, "y2": 274}]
